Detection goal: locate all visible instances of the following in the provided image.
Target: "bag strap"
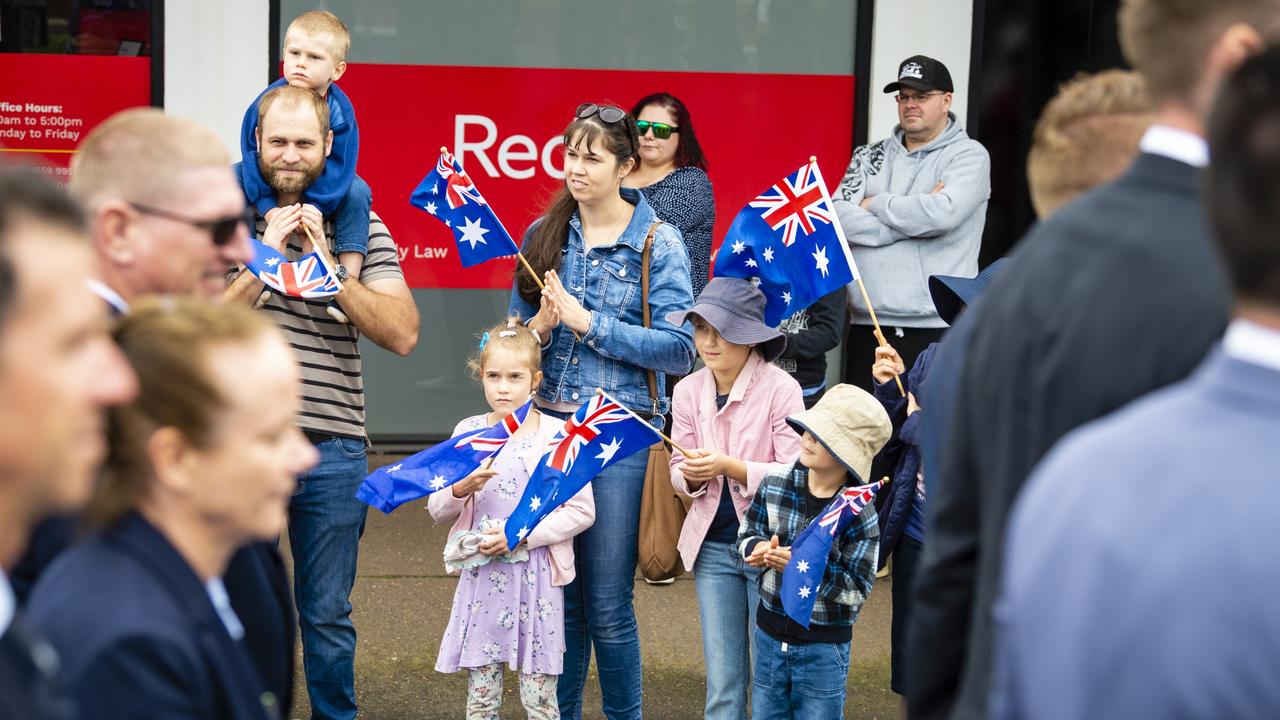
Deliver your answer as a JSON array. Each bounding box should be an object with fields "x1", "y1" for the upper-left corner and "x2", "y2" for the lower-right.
[{"x1": 641, "y1": 221, "x2": 661, "y2": 417}]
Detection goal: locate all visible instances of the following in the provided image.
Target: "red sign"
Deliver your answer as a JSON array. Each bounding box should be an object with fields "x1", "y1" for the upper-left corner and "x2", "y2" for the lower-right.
[
  {"x1": 341, "y1": 64, "x2": 855, "y2": 289},
  {"x1": 0, "y1": 54, "x2": 151, "y2": 184}
]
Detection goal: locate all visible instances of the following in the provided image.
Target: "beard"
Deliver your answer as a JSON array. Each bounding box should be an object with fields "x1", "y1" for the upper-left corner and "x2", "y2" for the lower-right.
[{"x1": 259, "y1": 154, "x2": 324, "y2": 195}]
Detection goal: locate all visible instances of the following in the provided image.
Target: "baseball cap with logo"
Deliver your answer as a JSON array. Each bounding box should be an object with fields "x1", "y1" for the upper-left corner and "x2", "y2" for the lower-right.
[{"x1": 883, "y1": 55, "x2": 955, "y2": 94}]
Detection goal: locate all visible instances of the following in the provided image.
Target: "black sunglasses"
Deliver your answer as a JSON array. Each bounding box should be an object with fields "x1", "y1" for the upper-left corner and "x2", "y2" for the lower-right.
[
  {"x1": 129, "y1": 202, "x2": 255, "y2": 247},
  {"x1": 635, "y1": 121, "x2": 680, "y2": 140},
  {"x1": 575, "y1": 103, "x2": 628, "y2": 124}
]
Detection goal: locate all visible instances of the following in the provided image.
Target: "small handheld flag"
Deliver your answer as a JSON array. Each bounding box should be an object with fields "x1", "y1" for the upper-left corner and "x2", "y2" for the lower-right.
[
  {"x1": 245, "y1": 239, "x2": 341, "y2": 299},
  {"x1": 504, "y1": 391, "x2": 660, "y2": 549},
  {"x1": 780, "y1": 478, "x2": 887, "y2": 627},
  {"x1": 410, "y1": 149, "x2": 520, "y2": 267},
  {"x1": 713, "y1": 158, "x2": 857, "y2": 326},
  {"x1": 356, "y1": 399, "x2": 533, "y2": 513}
]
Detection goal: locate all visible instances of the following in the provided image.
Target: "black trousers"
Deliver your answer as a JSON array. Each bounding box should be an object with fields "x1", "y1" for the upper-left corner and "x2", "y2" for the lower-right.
[{"x1": 842, "y1": 323, "x2": 946, "y2": 394}]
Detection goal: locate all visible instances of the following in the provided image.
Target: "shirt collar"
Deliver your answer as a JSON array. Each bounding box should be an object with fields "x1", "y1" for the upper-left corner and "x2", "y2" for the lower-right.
[
  {"x1": 205, "y1": 577, "x2": 245, "y2": 641},
  {"x1": 86, "y1": 279, "x2": 130, "y2": 315},
  {"x1": 0, "y1": 569, "x2": 14, "y2": 638},
  {"x1": 1139, "y1": 125, "x2": 1209, "y2": 168},
  {"x1": 1221, "y1": 318, "x2": 1280, "y2": 373}
]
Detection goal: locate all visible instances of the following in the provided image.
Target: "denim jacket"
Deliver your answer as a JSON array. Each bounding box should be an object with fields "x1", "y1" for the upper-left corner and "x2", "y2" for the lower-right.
[{"x1": 508, "y1": 188, "x2": 696, "y2": 418}]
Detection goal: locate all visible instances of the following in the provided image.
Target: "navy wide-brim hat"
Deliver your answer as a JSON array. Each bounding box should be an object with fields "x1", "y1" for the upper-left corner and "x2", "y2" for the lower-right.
[
  {"x1": 928, "y1": 258, "x2": 1007, "y2": 326},
  {"x1": 667, "y1": 277, "x2": 787, "y2": 362}
]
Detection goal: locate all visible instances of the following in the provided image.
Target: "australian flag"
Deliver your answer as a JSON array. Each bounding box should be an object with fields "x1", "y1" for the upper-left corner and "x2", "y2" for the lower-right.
[
  {"x1": 356, "y1": 399, "x2": 533, "y2": 513},
  {"x1": 410, "y1": 149, "x2": 520, "y2": 267},
  {"x1": 781, "y1": 478, "x2": 887, "y2": 627},
  {"x1": 504, "y1": 392, "x2": 660, "y2": 549},
  {"x1": 245, "y1": 239, "x2": 341, "y2": 299},
  {"x1": 714, "y1": 159, "x2": 857, "y2": 326}
]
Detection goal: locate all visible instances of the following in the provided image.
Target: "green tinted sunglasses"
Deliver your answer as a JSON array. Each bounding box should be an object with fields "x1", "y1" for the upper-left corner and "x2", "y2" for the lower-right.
[{"x1": 636, "y1": 121, "x2": 680, "y2": 140}]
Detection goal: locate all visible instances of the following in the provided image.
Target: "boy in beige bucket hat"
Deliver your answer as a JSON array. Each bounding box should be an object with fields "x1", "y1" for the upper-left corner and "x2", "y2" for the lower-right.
[{"x1": 738, "y1": 383, "x2": 890, "y2": 716}]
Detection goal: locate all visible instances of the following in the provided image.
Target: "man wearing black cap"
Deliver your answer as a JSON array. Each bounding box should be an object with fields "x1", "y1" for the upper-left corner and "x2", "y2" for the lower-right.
[{"x1": 833, "y1": 54, "x2": 990, "y2": 394}]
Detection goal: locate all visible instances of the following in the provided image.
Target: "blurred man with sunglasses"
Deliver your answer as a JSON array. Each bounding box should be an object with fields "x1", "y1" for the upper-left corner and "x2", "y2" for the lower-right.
[
  {"x1": 833, "y1": 55, "x2": 990, "y2": 399},
  {"x1": 12, "y1": 109, "x2": 304, "y2": 713}
]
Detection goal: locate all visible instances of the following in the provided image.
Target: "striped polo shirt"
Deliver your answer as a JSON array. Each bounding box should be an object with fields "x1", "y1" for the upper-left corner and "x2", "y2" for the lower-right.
[{"x1": 235, "y1": 212, "x2": 405, "y2": 439}]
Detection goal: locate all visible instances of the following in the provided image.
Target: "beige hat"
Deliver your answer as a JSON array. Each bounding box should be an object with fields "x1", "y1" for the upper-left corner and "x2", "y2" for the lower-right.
[{"x1": 785, "y1": 383, "x2": 891, "y2": 483}]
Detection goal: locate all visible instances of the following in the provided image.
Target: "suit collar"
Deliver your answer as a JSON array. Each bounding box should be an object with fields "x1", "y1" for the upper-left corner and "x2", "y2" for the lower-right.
[
  {"x1": 1122, "y1": 152, "x2": 1200, "y2": 198},
  {"x1": 1195, "y1": 346, "x2": 1280, "y2": 412}
]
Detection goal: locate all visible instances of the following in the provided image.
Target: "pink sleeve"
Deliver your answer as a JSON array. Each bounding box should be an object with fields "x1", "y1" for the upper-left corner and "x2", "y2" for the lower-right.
[
  {"x1": 669, "y1": 377, "x2": 707, "y2": 497},
  {"x1": 743, "y1": 378, "x2": 805, "y2": 497}
]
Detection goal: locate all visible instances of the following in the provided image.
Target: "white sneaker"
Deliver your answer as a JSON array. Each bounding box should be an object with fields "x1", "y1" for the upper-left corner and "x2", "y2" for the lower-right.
[{"x1": 644, "y1": 577, "x2": 676, "y2": 585}]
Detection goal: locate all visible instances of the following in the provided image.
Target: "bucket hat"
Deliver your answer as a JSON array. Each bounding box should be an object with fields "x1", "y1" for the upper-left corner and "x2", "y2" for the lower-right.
[
  {"x1": 785, "y1": 383, "x2": 891, "y2": 483},
  {"x1": 928, "y1": 258, "x2": 1008, "y2": 325},
  {"x1": 667, "y1": 277, "x2": 787, "y2": 362}
]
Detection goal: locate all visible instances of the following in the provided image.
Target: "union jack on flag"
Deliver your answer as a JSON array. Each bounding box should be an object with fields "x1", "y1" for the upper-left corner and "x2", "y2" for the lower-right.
[
  {"x1": 244, "y1": 239, "x2": 340, "y2": 299},
  {"x1": 410, "y1": 149, "x2": 520, "y2": 267},
  {"x1": 455, "y1": 400, "x2": 531, "y2": 455},
  {"x1": 504, "y1": 391, "x2": 660, "y2": 548},
  {"x1": 748, "y1": 162, "x2": 833, "y2": 248}
]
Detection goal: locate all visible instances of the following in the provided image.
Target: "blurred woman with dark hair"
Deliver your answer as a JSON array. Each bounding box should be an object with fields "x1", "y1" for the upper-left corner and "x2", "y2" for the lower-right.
[
  {"x1": 627, "y1": 92, "x2": 715, "y2": 298},
  {"x1": 27, "y1": 298, "x2": 317, "y2": 720}
]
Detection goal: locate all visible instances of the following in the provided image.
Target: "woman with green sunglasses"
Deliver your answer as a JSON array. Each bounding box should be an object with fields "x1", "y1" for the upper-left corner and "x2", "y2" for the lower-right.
[{"x1": 626, "y1": 93, "x2": 714, "y2": 299}]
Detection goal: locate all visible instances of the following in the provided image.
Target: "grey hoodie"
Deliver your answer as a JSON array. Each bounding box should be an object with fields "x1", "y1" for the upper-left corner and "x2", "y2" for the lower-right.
[{"x1": 834, "y1": 113, "x2": 990, "y2": 328}]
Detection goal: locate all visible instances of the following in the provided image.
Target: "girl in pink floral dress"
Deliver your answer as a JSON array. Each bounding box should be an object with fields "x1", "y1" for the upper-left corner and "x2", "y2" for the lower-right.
[{"x1": 428, "y1": 320, "x2": 595, "y2": 719}]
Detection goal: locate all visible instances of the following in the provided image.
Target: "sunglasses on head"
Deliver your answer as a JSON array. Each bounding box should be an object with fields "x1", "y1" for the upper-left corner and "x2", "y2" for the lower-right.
[
  {"x1": 575, "y1": 103, "x2": 628, "y2": 124},
  {"x1": 635, "y1": 121, "x2": 679, "y2": 140},
  {"x1": 130, "y1": 202, "x2": 255, "y2": 247}
]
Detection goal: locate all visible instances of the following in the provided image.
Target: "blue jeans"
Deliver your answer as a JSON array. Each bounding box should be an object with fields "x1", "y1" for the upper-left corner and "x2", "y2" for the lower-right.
[
  {"x1": 332, "y1": 175, "x2": 372, "y2": 256},
  {"x1": 751, "y1": 628, "x2": 850, "y2": 720},
  {"x1": 694, "y1": 541, "x2": 761, "y2": 720},
  {"x1": 288, "y1": 435, "x2": 369, "y2": 720},
  {"x1": 558, "y1": 450, "x2": 647, "y2": 719}
]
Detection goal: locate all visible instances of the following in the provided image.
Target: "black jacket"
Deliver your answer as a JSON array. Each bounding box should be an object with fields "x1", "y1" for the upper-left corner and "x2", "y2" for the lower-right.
[
  {"x1": 27, "y1": 512, "x2": 278, "y2": 720},
  {"x1": 775, "y1": 287, "x2": 847, "y2": 390},
  {"x1": 907, "y1": 153, "x2": 1231, "y2": 720}
]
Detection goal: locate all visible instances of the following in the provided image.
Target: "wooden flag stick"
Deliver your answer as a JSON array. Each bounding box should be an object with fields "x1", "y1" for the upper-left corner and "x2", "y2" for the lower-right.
[
  {"x1": 808, "y1": 155, "x2": 905, "y2": 397},
  {"x1": 301, "y1": 222, "x2": 344, "y2": 292},
  {"x1": 594, "y1": 388, "x2": 692, "y2": 458}
]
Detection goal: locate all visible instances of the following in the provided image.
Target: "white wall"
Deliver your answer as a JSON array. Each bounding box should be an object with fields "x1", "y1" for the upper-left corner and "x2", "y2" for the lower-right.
[
  {"x1": 164, "y1": 0, "x2": 270, "y2": 158},
  {"x1": 869, "y1": 0, "x2": 974, "y2": 142}
]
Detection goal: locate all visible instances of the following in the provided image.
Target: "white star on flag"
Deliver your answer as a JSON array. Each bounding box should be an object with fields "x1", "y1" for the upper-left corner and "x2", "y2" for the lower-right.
[
  {"x1": 798, "y1": 585, "x2": 812, "y2": 599},
  {"x1": 429, "y1": 475, "x2": 446, "y2": 490},
  {"x1": 529, "y1": 496, "x2": 542, "y2": 511},
  {"x1": 731, "y1": 239, "x2": 746, "y2": 254},
  {"x1": 458, "y1": 216, "x2": 490, "y2": 249},
  {"x1": 763, "y1": 246, "x2": 775, "y2": 263},
  {"x1": 424, "y1": 201, "x2": 438, "y2": 215},
  {"x1": 265, "y1": 257, "x2": 281, "y2": 268},
  {"x1": 796, "y1": 559, "x2": 809, "y2": 573},
  {"x1": 782, "y1": 291, "x2": 792, "y2": 305},
  {"x1": 812, "y1": 245, "x2": 831, "y2": 278},
  {"x1": 745, "y1": 258, "x2": 758, "y2": 268},
  {"x1": 517, "y1": 526, "x2": 529, "y2": 540},
  {"x1": 387, "y1": 464, "x2": 403, "y2": 472},
  {"x1": 595, "y1": 437, "x2": 623, "y2": 465}
]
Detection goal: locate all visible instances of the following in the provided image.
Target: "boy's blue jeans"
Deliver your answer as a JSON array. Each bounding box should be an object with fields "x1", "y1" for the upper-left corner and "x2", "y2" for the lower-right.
[
  {"x1": 332, "y1": 175, "x2": 372, "y2": 256},
  {"x1": 287, "y1": 435, "x2": 369, "y2": 720},
  {"x1": 751, "y1": 627, "x2": 850, "y2": 720}
]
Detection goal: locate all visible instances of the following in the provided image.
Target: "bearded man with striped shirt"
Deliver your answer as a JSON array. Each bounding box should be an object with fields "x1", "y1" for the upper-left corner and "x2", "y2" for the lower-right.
[{"x1": 225, "y1": 84, "x2": 419, "y2": 720}]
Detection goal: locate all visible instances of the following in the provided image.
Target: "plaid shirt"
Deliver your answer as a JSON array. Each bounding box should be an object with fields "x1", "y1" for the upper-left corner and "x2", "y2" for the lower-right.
[{"x1": 738, "y1": 462, "x2": 880, "y2": 629}]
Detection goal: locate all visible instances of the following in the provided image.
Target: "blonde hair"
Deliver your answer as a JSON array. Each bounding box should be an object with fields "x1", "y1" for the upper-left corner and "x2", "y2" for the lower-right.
[
  {"x1": 70, "y1": 108, "x2": 230, "y2": 208},
  {"x1": 1119, "y1": 0, "x2": 1280, "y2": 103},
  {"x1": 91, "y1": 298, "x2": 276, "y2": 526},
  {"x1": 1027, "y1": 70, "x2": 1153, "y2": 218},
  {"x1": 466, "y1": 318, "x2": 543, "y2": 384},
  {"x1": 286, "y1": 10, "x2": 351, "y2": 63},
  {"x1": 258, "y1": 85, "x2": 331, "y2": 139}
]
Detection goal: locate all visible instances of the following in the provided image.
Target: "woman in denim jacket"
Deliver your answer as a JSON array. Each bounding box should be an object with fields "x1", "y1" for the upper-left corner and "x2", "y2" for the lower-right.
[{"x1": 509, "y1": 102, "x2": 695, "y2": 719}]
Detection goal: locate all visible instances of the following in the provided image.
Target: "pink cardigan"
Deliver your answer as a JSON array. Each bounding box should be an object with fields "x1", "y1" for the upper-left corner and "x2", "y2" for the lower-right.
[
  {"x1": 427, "y1": 412, "x2": 595, "y2": 586},
  {"x1": 669, "y1": 351, "x2": 804, "y2": 570}
]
